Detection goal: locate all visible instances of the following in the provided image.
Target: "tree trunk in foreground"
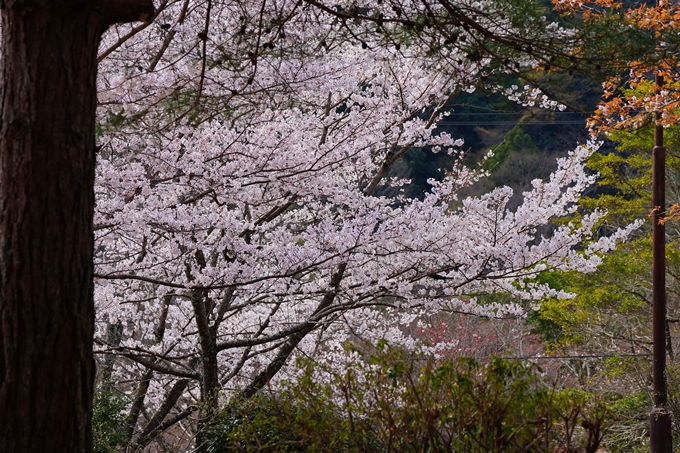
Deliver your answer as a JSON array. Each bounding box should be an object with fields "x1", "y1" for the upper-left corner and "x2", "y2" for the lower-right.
[{"x1": 0, "y1": 1, "x2": 153, "y2": 452}]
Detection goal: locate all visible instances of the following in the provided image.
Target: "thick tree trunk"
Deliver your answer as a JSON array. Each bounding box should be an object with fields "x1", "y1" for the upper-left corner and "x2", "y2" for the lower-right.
[
  {"x1": 0, "y1": 7, "x2": 101, "y2": 452},
  {"x1": 0, "y1": 1, "x2": 153, "y2": 452}
]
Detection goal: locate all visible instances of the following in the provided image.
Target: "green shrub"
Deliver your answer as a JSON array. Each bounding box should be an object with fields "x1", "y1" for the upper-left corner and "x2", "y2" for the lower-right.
[
  {"x1": 92, "y1": 387, "x2": 128, "y2": 453},
  {"x1": 207, "y1": 343, "x2": 615, "y2": 452},
  {"x1": 203, "y1": 385, "x2": 366, "y2": 452}
]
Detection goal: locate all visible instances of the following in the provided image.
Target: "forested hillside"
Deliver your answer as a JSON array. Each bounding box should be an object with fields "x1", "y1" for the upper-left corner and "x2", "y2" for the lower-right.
[{"x1": 385, "y1": 75, "x2": 598, "y2": 204}]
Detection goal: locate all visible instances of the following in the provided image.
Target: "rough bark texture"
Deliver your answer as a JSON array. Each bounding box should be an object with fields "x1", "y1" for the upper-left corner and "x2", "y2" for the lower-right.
[
  {"x1": 0, "y1": 1, "x2": 153, "y2": 452},
  {"x1": 191, "y1": 289, "x2": 220, "y2": 453}
]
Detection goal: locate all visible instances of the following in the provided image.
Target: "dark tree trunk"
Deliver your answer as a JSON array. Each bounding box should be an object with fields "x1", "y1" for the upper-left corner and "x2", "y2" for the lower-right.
[
  {"x1": 191, "y1": 289, "x2": 220, "y2": 453},
  {"x1": 0, "y1": 1, "x2": 153, "y2": 452}
]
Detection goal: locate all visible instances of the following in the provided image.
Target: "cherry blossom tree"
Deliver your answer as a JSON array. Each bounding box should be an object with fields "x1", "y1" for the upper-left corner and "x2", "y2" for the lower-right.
[{"x1": 90, "y1": 0, "x2": 637, "y2": 450}]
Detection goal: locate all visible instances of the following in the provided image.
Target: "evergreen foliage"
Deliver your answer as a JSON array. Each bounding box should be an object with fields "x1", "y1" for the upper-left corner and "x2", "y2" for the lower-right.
[{"x1": 92, "y1": 387, "x2": 128, "y2": 453}]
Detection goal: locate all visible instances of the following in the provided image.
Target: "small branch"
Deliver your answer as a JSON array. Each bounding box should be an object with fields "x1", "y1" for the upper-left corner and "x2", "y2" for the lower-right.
[
  {"x1": 239, "y1": 263, "x2": 347, "y2": 398},
  {"x1": 133, "y1": 379, "x2": 191, "y2": 450},
  {"x1": 119, "y1": 352, "x2": 200, "y2": 379},
  {"x1": 148, "y1": 0, "x2": 190, "y2": 71},
  {"x1": 125, "y1": 369, "x2": 153, "y2": 444}
]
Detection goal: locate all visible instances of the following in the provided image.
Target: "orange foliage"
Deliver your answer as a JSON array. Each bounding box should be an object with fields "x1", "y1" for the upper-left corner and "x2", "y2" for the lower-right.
[{"x1": 555, "y1": 0, "x2": 680, "y2": 134}]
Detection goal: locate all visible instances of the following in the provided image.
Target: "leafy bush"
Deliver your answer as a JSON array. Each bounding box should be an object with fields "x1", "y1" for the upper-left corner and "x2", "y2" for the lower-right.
[
  {"x1": 204, "y1": 390, "x2": 363, "y2": 453},
  {"x1": 207, "y1": 343, "x2": 615, "y2": 452},
  {"x1": 92, "y1": 386, "x2": 128, "y2": 453}
]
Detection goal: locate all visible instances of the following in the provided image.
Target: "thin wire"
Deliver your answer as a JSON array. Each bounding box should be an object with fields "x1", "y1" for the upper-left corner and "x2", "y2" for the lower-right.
[
  {"x1": 498, "y1": 353, "x2": 650, "y2": 361},
  {"x1": 409, "y1": 352, "x2": 651, "y2": 363},
  {"x1": 437, "y1": 121, "x2": 586, "y2": 126},
  {"x1": 444, "y1": 112, "x2": 593, "y2": 116}
]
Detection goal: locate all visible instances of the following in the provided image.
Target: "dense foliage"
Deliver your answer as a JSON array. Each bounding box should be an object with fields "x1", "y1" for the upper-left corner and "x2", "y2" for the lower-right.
[{"x1": 201, "y1": 344, "x2": 616, "y2": 453}]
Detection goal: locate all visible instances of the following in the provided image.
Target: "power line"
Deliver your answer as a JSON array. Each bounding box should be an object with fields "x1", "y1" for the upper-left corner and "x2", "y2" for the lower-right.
[
  {"x1": 499, "y1": 353, "x2": 649, "y2": 361},
  {"x1": 437, "y1": 120, "x2": 586, "y2": 126},
  {"x1": 444, "y1": 112, "x2": 593, "y2": 116},
  {"x1": 410, "y1": 353, "x2": 650, "y2": 363}
]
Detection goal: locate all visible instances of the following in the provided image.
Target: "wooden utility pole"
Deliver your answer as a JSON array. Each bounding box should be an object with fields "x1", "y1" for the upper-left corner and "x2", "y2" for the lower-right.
[{"x1": 650, "y1": 63, "x2": 673, "y2": 451}]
